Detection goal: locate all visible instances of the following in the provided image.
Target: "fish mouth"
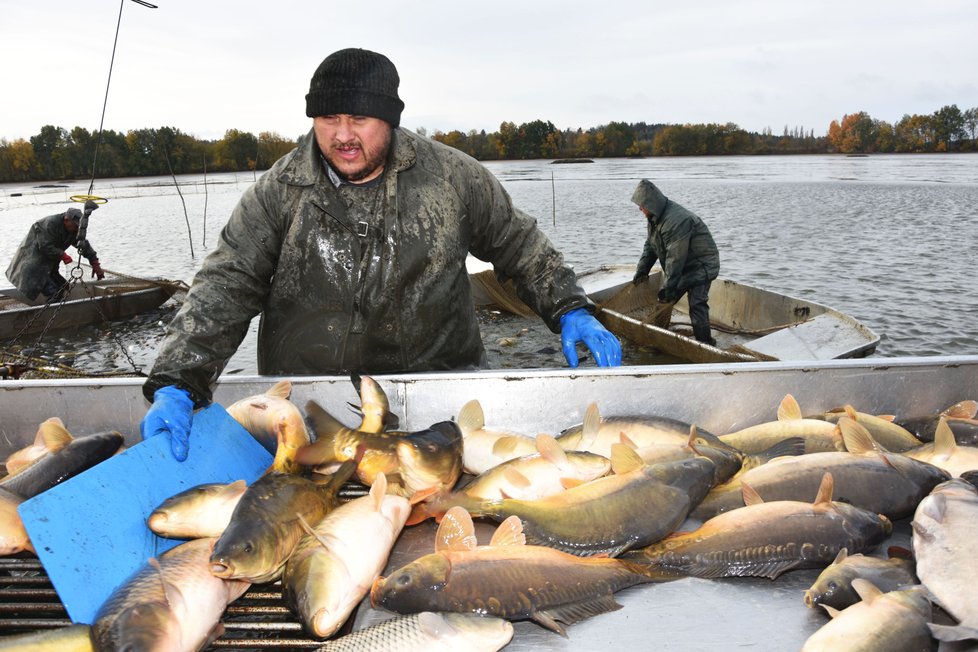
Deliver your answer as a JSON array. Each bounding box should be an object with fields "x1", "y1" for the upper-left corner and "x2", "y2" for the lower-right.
[
  {"x1": 803, "y1": 590, "x2": 817, "y2": 608},
  {"x1": 369, "y1": 576, "x2": 385, "y2": 607},
  {"x1": 311, "y1": 607, "x2": 338, "y2": 639},
  {"x1": 209, "y1": 560, "x2": 234, "y2": 578}
]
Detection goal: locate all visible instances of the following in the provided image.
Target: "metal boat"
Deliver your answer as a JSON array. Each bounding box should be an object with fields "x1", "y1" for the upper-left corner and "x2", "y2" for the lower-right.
[{"x1": 0, "y1": 356, "x2": 974, "y2": 648}]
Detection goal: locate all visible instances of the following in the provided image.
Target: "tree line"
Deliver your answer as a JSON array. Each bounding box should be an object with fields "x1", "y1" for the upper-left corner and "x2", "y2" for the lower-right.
[{"x1": 1, "y1": 103, "x2": 975, "y2": 183}]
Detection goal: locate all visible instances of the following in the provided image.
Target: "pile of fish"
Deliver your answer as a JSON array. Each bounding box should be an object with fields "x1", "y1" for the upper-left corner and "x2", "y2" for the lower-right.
[{"x1": 1, "y1": 382, "x2": 978, "y2": 651}]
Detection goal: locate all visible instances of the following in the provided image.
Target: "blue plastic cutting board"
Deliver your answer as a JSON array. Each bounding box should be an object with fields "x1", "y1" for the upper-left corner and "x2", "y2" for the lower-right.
[{"x1": 18, "y1": 404, "x2": 273, "y2": 624}]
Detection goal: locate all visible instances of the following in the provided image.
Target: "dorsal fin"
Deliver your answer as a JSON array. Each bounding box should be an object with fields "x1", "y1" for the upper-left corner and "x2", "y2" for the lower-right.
[
  {"x1": 580, "y1": 402, "x2": 601, "y2": 449},
  {"x1": 488, "y1": 515, "x2": 526, "y2": 547},
  {"x1": 685, "y1": 425, "x2": 699, "y2": 453},
  {"x1": 266, "y1": 379, "x2": 292, "y2": 399},
  {"x1": 536, "y1": 434, "x2": 568, "y2": 466},
  {"x1": 456, "y1": 400, "x2": 485, "y2": 434},
  {"x1": 36, "y1": 417, "x2": 73, "y2": 450},
  {"x1": 610, "y1": 443, "x2": 643, "y2": 475},
  {"x1": 933, "y1": 417, "x2": 958, "y2": 456},
  {"x1": 843, "y1": 405, "x2": 859, "y2": 420},
  {"x1": 435, "y1": 506, "x2": 478, "y2": 553},
  {"x1": 831, "y1": 547, "x2": 848, "y2": 565},
  {"x1": 814, "y1": 472, "x2": 835, "y2": 504},
  {"x1": 851, "y1": 578, "x2": 883, "y2": 603},
  {"x1": 943, "y1": 400, "x2": 978, "y2": 419},
  {"x1": 741, "y1": 481, "x2": 764, "y2": 506},
  {"x1": 777, "y1": 394, "x2": 803, "y2": 421},
  {"x1": 838, "y1": 416, "x2": 884, "y2": 454}
]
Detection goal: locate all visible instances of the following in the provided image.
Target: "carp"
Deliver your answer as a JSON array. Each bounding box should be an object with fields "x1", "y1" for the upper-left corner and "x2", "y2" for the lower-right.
[
  {"x1": 692, "y1": 417, "x2": 949, "y2": 520},
  {"x1": 718, "y1": 394, "x2": 844, "y2": 454},
  {"x1": 226, "y1": 379, "x2": 310, "y2": 473},
  {"x1": 801, "y1": 580, "x2": 933, "y2": 651},
  {"x1": 455, "y1": 399, "x2": 538, "y2": 475},
  {"x1": 93, "y1": 537, "x2": 250, "y2": 652},
  {"x1": 209, "y1": 460, "x2": 355, "y2": 583},
  {"x1": 897, "y1": 399, "x2": 978, "y2": 446},
  {"x1": 4, "y1": 417, "x2": 73, "y2": 477},
  {"x1": 0, "y1": 487, "x2": 33, "y2": 556},
  {"x1": 148, "y1": 480, "x2": 248, "y2": 539},
  {"x1": 808, "y1": 404, "x2": 923, "y2": 452},
  {"x1": 0, "y1": 431, "x2": 123, "y2": 499},
  {"x1": 314, "y1": 612, "x2": 513, "y2": 652},
  {"x1": 468, "y1": 445, "x2": 716, "y2": 557},
  {"x1": 282, "y1": 473, "x2": 410, "y2": 639},
  {"x1": 0, "y1": 623, "x2": 94, "y2": 651},
  {"x1": 905, "y1": 416, "x2": 978, "y2": 478},
  {"x1": 625, "y1": 473, "x2": 893, "y2": 580},
  {"x1": 911, "y1": 477, "x2": 978, "y2": 642},
  {"x1": 803, "y1": 547, "x2": 917, "y2": 611},
  {"x1": 370, "y1": 506, "x2": 676, "y2": 636}
]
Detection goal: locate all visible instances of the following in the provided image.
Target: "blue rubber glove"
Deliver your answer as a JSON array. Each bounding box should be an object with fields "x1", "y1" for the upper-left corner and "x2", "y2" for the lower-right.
[
  {"x1": 559, "y1": 307, "x2": 623, "y2": 368},
  {"x1": 140, "y1": 385, "x2": 194, "y2": 462}
]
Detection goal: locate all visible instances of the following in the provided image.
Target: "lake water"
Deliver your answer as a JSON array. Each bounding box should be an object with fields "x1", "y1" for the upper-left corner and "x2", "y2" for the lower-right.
[{"x1": 2, "y1": 153, "x2": 977, "y2": 376}]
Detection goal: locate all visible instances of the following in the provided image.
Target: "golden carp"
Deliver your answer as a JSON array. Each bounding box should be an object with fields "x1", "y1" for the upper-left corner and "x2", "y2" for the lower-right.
[
  {"x1": 0, "y1": 623, "x2": 94, "y2": 651},
  {"x1": 0, "y1": 487, "x2": 33, "y2": 556},
  {"x1": 625, "y1": 473, "x2": 893, "y2": 580},
  {"x1": 801, "y1": 580, "x2": 933, "y2": 652},
  {"x1": 808, "y1": 405, "x2": 923, "y2": 452},
  {"x1": 148, "y1": 480, "x2": 248, "y2": 539},
  {"x1": 803, "y1": 547, "x2": 917, "y2": 611},
  {"x1": 370, "y1": 506, "x2": 674, "y2": 636},
  {"x1": 209, "y1": 460, "x2": 355, "y2": 583},
  {"x1": 347, "y1": 374, "x2": 398, "y2": 433},
  {"x1": 691, "y1": 417, "x2": 950, "y2": 520},
  {"x1": 226, "y1": 379, "x2": 311, "y2": 473},
  {"x1": 282, "y1": 473, "x2": 410, "y2": 639},
  {"x1": 911, "y1": 478, "x2": 978, "y2": 641},
  {"x1": 0, "y1": 431, "x2": 123, "y2": 499},
  {"x1": 4, "y1": 417, "x2": 73, "y2": 477},
  {"x1": 93, "y1": 537, "x2": 250, "y2": 652},
  {"x1": 299, "y1": 401, "x2": 462, "y2": 497},
  {"x1": 469, "y1": 445, "x2": 716, "y2": 557},
  {"x1": 314, "y1": 612, "x2": 513, "y2": 652},
  {"x1": 905, "y1": 416, "x2": 978, "y2": 478},
  {"x1": 718, "y1": 394, "x2": 844, "y2": 454},
  {"x1": 455, "y1": 399, "x2": 538, "y2": 475}
]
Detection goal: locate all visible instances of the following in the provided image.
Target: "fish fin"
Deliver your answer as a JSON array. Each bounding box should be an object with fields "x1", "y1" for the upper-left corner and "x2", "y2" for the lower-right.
[
  {"x1": 456, "y1": 399, "x2": 485, "y2": 434},
  {"x1": 620, "y1": 432, "x2": 639, "y2": 449},
  {"x1": 221, "y1": 479, "x2": 249, "y2": 502},
  {"x1": 838, "y1": 417, "x2": 885, "y2": 454},
  {"x1": 581, "y1": 402, "x2": 601, "y2": 449},
  {"x1": 538, "y1": 593, "x2": 623, "y2": 632},
  {"x1": 370, "y1": 473, "x2": 388, "y2": 511},
  {"x1": 409, "y1": 485, "x2": 441, "y2": 505},
  {"x1": 535, "y1": 434, "x2": 568, "y2": 466},
  {"x1": 850, "y1": 578, "x2": 882, "y2": 603},
  {"x1": 685, "y1": 425, "x2": 699, "y2": 452},
  {"x1": 610, "y1": 443, "x2": 644, "y2": 475},
  {"x1": 741, "y1": 481, "x2": 764, "y2": 506},
  {"x1": 37, "y1": 417, "x2": 73, "y2": 450},
  {"x1": 492, "y1": 436, "x2": 526, "y2": 459},
  {"x1": 876, "y1": 414, "x2": 896, "y2": 422},
  {"x1": 813, "y1": 472, "x2": 835, "y2": 504},
  {"x1": 749, "y1": 437, "x2": 806, "y2": 467},
  {"x1": 821, "y1": 604, "x2": 842, "y2": 619},
  {"x1": 831, "y1": 547, "x2": 848, "y2": 565},
  {"x1": 943, "y1": 399, "x2": 978, "y2": 419},
  {"x1": 489, "y1": 515, "x2": 526, "y2": 547},
  {"x1": 270, "y1": 430, "x2": 298, "y2": 474},
  {"x1": 929, "y1": 623, "x2": 978, "y2": 643},
  {"x1": 886, "y1": 545, "x2": 913, "y2": 560},
  {"x1": 298, "y1": 401, "x2": 348, "y2": 464},
  {"x1": 843, "y1": 405, "x2": 859, "y2": 421},
  {"x1": 265, "y1": 379, "x2": 292, "y2": 400},
  {"x1": 777, "y1": 394, "x2": 803, "y2": 421},
  {"x1": 934, "y1": 417, "x2": 958, "y2": 455},
  {"x1": 418, "y1": 611, "x2": 460, "y2": 639},
  {"x1": 681, "y1": 558, "x2": 801, "y2": 580},
  {"x1": 560, "y1": 477, "x2": 585, "y2": 489},
  {"x1": 532, "y1": 611, "x2": 569, "y2": 637},
  {"x1": 435, "y1": 506, "x2": 478, "y2": 553},
  {"x1": 148, "y1": 557, "x2": 188, "y2": 613}
]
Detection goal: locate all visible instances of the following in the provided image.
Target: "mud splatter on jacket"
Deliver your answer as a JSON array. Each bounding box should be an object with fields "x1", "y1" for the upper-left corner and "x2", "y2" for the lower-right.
[
  {"x1": 5, "y1": 213, "x2": 98, "y2": 300},
  {"x1": 632, "y1": 181, "x2": 719, "y2": 296},
  {"x1": 144, "y1": 128, "x2": 590, "y2": 406}
]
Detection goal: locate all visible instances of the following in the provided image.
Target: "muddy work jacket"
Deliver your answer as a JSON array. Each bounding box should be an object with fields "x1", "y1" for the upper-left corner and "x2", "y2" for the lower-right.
[
  {"x1": 634, "y1": 189, "x2": 719, "y2": 297},
  {"x1": 5, "y1": 213, "x2": 98, "y2": 300},
  {"x1": 145, "y1": 128, "x2": 590, "y2": 406}
]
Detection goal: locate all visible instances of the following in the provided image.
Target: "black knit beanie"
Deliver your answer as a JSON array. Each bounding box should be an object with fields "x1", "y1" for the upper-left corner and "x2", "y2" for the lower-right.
[{"x1": 305, "y1": 48, "x2": 404, "y2": 127}]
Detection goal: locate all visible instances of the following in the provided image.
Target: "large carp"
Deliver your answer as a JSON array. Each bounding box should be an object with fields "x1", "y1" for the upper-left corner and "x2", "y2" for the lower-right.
[
  {"x1": 905, "y1": 416, "x2": 978, "y2": 478},
  {"x1": 315, "y1": 612, "x2": 513, "y2": 652},
  {"x1": 692, "y1": 417, "x2": 949, "y2": 520},
  {"x1": 912, "y1": 478, "x2": 978, "y2": 643},
  {"x1": 801, "y1": 580, "x2": 934, "y2": 651},
  {"x1": 455, "y1": 398, "x2": 539, "y2": 475},
  {"x1": 282, "y1": 473, "x2": 410, "y2": 639},
  {"x1": 625, "y1": 473, "x2": 893, "y2": 580},
  {"x1": 209, "y1": 460, "x2": 355, "y2": 583},
  {"x1": 0, "y1": 431, "x2": 123, "y2": 499},
  {"x1": 370, "y1": 506, "x2": 676, "y2": 637},
  {"x1": 148, "y1": 480, "x2": 248, "y2": 540},
  {"x1": 718, "y1": 394, "x2": 844, "y2": 454},
  {"x1": 898, "y1": 399, "x2": 978, "y2": 446},
  {"x1": 804, "y1": 548, "x2": 917, "y2": 611},
  {"x1": 466, "y1": 445, "x2": 716, "y2": 557},
  {"x1": 807, "y1": 404, "x2": 923, "y2": 452},
  {"x1": 3, "y1": 417, "x2": 73, "y2": 477},
  {"x1": 93, "y1": 537, "x2": 250, "y2": 652},
  {"x1": 226, "y1": 379, "x2": 310, "y2": 473}
]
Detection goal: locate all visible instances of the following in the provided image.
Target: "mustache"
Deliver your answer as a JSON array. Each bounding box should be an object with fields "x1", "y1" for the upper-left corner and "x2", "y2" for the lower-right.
[{"x1": 331, "y1": 139, "x2": 362, "y2": 149}]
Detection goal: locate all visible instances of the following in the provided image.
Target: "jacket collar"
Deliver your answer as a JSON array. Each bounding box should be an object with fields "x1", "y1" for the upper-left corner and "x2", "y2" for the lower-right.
[{"x1": 278, "y1": 127, "x2": 416, "y2": 187}]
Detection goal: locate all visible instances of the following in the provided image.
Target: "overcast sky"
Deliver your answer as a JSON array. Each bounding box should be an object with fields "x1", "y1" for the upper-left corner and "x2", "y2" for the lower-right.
[{"x1": 3, "y1": 0, "x2": 976, "y2": 143}]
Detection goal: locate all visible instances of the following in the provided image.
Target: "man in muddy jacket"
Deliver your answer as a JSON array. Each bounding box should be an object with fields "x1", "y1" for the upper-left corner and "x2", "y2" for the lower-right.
[
  {"x1": 631, "y1": 179, "x2": 720, "y2": 345},
  {"x1": 5, "y1": 205, "x2": 105, "y2": 302},
  {"x1": 141, "y1": 48, "x2": 622, "y2": 461}
]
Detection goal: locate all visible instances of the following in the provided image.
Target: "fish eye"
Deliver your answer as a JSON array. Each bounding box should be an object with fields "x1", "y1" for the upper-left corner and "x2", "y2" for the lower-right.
[
  {"x1": 395, "y1": 572, "x2": 413, "y2": 587},
  {"x1": 242, "y1": 542, "x2": 254, "y2": 554}
]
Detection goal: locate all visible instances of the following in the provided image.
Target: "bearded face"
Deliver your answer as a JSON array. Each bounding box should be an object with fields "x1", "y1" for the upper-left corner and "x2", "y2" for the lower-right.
[{"x1": 313, "y1": 115, "x2": 392, "y2": 183}]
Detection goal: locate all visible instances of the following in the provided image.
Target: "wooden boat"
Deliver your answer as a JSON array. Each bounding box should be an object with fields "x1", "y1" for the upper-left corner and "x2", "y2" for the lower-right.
[
  {"x1": 0, "y1": 356, "x2": 975, "y2": 648},
  {"x1": 470, "y1": 264, "x2": 880, "y2": 363},
  {"x1": 0, "y1": 276, "x2": 187, "y2": 340}
]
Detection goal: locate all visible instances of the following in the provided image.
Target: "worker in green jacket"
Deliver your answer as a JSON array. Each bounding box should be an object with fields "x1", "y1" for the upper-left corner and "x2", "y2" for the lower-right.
[
  {"x1": 141, "y1": 48, "x2": 622, "y2": 461},
  {"x1": 631, "y1": 179, "x2": 720, "y2": 346}
]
